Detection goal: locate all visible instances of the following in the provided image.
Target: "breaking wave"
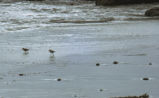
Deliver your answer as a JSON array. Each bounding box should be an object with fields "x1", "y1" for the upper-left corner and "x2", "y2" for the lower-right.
[
  {"x1": 0, "y1": 1, "x2": 159, "y2": 32},
  {"x1": 49, "y1": 17, "x2": 115, "y2": 23}
]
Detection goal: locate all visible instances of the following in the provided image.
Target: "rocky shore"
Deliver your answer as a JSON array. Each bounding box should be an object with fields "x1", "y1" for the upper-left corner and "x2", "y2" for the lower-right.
[
  {"x1": 96, "y1": 0, "x2": 159, "y2": 6},
  {"x1": 145, "y1": 7, "x2": 159, "y2": 16}
]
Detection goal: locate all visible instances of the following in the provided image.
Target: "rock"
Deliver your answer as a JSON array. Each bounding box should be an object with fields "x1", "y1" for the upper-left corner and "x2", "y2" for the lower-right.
[
  {"x1": 26, "y1": 0, "x2": 45, "y2": 1},
  {"x1": 99, "y1": 89, "x2": 103, "y2": 92},
  {"x1": 143, "y1": 77, "x2": 149, "y2": 80},
  {"x1": 145, "y1": 7, "x2": 159, "y2": 16},
  {"x1": 148, "y1": 62, "x2": 152, "y2": 65},
  {"x1": 19, "y1": 74, "x2": 25, "y2": 76},
  {"x1": 96, "y1": 0, "x2": 159, "y2": 6},
  {"x1": 57, "y1": 78, "x2": 62, "y2": 81},
  {"x1": 96, "y1": 63, "x2": 100, "y2": 66},
  {"x1": 113, "y1": 61, "x2": 118, "y2": 64}
]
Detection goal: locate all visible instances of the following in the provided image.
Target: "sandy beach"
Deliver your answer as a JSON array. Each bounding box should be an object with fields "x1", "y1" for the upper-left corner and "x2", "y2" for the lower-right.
[
  {"x1": 0, "y1": 19, "x2": 159, "y2": 98},
  {"x1": 1, "y1": 1, "x2": 159, "y2": 97}
]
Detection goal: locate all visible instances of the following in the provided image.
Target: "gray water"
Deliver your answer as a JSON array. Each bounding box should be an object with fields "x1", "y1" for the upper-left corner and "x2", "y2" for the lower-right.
[
  {"x1": 0, "y1": 1, "x2": 159, "y2": 98},
  {"x1": 0, "y1": 1, "x2": 159, "y2": 33}
]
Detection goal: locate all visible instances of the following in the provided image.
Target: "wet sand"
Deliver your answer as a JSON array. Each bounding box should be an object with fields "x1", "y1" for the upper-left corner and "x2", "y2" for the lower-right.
[{"x1": 0, "y1": 20, "x2": 159, "y2": 98}]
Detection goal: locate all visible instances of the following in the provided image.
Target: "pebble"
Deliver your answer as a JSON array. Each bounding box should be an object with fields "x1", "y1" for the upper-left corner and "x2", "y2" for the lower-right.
[
  {"x1": 143, "y1": 77, "x2": 149, "y2": 80},
  {"x1": 99, "y1": 89, "x2": 103, "y2": 92},
  {"x1": 113, "y1": 61, "x2": 119, "y2": 64},
  {"x1": 96, "y1": 63, "x2": 100, "y2": 66},
  {"x1": 57, "y1": 78, "x2": 62, "y2": 81},
  {"x1": 149, "y1": 62, "x2": 152, "y2": 65},
  {"x1": 19, "y1": 74, "x2": 24, "y2": 76}
]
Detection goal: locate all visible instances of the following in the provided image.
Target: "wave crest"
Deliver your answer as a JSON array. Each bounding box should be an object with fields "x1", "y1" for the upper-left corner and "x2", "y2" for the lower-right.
[{"x1": 49, "y1": 17, "x2": 115, "y2": 23}]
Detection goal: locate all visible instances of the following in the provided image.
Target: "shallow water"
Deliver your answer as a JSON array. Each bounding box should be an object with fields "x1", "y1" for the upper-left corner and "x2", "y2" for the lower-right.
[
  {"x1": 0, "y1": 20, "x2": 159, "y2": 98},
  {"x1": 0, "y1": 1, "x2": 159, "y2": 98}
]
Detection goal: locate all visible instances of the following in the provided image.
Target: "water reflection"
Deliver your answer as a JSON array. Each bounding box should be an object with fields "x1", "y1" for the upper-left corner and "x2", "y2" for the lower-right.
[
  {"x1": 23, "y1": 52, "x2": 29, "y2": 55},
  {"x1": 49, "y1": 55, "x2": 56, "y2": 64}
]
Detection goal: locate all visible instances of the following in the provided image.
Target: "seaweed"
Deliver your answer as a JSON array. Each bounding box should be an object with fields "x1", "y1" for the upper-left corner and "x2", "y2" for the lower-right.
[{"x1": 111, "y1": 93, "x2": 149, "y2": 98}]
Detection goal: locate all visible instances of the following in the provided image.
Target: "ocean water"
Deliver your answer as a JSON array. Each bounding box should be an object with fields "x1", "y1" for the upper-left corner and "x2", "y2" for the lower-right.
[
  {"x1": 0, "y1": 1, "x2": 159, "y2": 33},
  {"x1": 0, "y1": 1, "x2": 159, "y2": 98}
]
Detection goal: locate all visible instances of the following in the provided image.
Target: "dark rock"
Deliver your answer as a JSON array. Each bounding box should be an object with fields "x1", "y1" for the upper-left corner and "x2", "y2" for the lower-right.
[
  {"x1": 145, "y1": 7, "x2": 159, "y2": 16},
  {"x1": 96, "y1": 0, "x2": 159, "y2": 6},
  {"x1": 148, "y1": 62, "x2": 152, "y2": 65},
  {"x1": 113, "y1": 61, "x2": 118, "y2": 64},
  {"x1": 96, "y1": 63, "x2": 100, "y2": 66},
  {"x1": 99, "y1": 89, "x2": 103, "y2": 92},
  {"x1": 143, "y1": 77, "x2": 149, "y2": 80},
  {"x1": 19, "y1": 74, "x2": 24, "y2": 76},
  {"x1": 57, "y1": 78, "x2": 62, "y2": 81},
  {"x1": 26, "y1": 0, "x2": 44, "y2": 1}
]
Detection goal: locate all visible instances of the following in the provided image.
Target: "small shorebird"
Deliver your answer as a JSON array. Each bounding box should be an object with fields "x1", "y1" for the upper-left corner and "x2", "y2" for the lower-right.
[
  {"x1": 22, "y1": 48, "x2": 29, "y2": 53},
  {"x1": 49, "y1": 49, "x2": 55, "y2": 54}
]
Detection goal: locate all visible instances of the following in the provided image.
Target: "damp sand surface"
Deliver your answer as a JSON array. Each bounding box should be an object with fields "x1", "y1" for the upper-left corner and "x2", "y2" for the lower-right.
[
  {"x1": 0, "y1": 20, "x2": 159, "y2": 98},
  {"x1": 1, "y1": 1, "x2": 159, "y2": 98}
]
